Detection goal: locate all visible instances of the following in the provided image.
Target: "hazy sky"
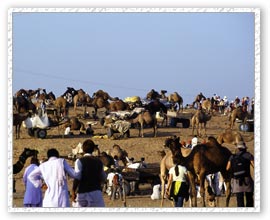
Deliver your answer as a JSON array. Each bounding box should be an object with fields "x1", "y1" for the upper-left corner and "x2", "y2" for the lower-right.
[{"x1": 12, "y1": 9, "x2": 256, "y2": 104}]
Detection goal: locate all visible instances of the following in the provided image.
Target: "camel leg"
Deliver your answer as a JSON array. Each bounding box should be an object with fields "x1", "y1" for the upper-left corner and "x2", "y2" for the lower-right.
[
  {"x1": 141, "y1": 123, "x2": 144, "y2": 137},
  {"x1": 15, "y1": 126, "x2": 18, "y2": 139},
  {"x1": 18, "y1": 125, "x2": 21, "y2": 139},
  {"x1": 224, "y1": 179, "x2": 231, "y2": 207},
  {"x1": 160, "y1": 177, "x2": 166, "y2": 207},
  {"x1": 188, "y1": 172, "x2": 197, "y2": 207},
  {"x1": 199, "y1": 174, "x2": 206, "y2": 207},
  {"x1": 203, "y1": 123, "x2": 207, "y2": 137},
  {"x1": 153, "y1": 124, "x2": 157, "y2": 137}
]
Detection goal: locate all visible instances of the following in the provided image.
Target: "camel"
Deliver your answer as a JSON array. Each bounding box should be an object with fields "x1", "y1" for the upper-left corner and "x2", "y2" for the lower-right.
[
  {"x1": 192, "y1": 92, "x2": 206, "y2": 109},
  {"x1": 98, "y1": 151, "x2": 115, "y2": 168},
  {"x1": 15, "y1": 88, "x2": 29, "y2": 98},
  {"x1": 13, "y1": 112, "x2": 30, "y2": 139},
  {"x1": 93, "y1": 89, "x2": 119, "y2": 101},
  {"x1": 37, "y1": 91, "x2": 56, "y2": 106},
  {"x1": 62, "y1": 117, "x2": 86, "y2": 134},
  {"x1": 61, "y1": 87, "x2": 78, "y2": 104},
  {"x1": 146, "y1": 89, "x2": 161, "y2": 100},
  {"x1": 13, "y1": 148, "x2": 39, "y2": 192},
  {"x1": 167, "y1": 92, "x2": 184, "y2": 112},
  {"x1": 163, "y1": 136, "x2": 232, "y2": 207},
  {"x1": 144, "y1": 99, "x2": 167, "y2": 115},
  {"x1": 108, "y1": 144, "x2": 129, "y2": 166},
  {"x1": 13, "y1": 96, "x2": 37, "y2": 114},
  {"x1": 191, "y1": 109, "x2": 212, "y2": 137},
  {"x1": 15, "y1": 88, "x2": 41, "y2": 99},
  {"x1": 128, "y1": 111, "x2": 158, "y2": 137},
  {"x1": 70, "y1": 142, "x2": 114, "y2": 168},
  {"x1": 91, "y1": 89, "x2": 119, "y2": 112},
  {"x1": 73, "y1": 90, "x2": 92, "y2": 114},
  {"x1": 159, "y1": 142, "x2": 191, "y2": 207},
  {"x1": 53, "y1": 96, "x2": 68, "y2": 117},
  {"x1": 13, "y1": 148, "x2": 39, "y2": 174},
  {"x1": 229, "y1": 106, "x2": 249, "y2": 129},
  {"x1": 201, "y1": 98, "x2": 212, "y2": 113},
  {"x1": 217, "y1": 128, "x2": 244, "y2": 145},
  {"x1": 92, "y1": 96, "x2": 110, "y2": 111},
  {"x1": 144, "y1": 99, "x2": 168, "y2": 127},
  {"x1": 109, "y1": 99, "x2": 130, "y2": 111},
  {"x1": 160, "y1": 90, "x2": 167, "y2": 99}
]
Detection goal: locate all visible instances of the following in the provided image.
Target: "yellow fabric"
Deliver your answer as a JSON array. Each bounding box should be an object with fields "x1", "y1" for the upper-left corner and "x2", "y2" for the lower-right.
[
  {"x1": 124, "y1": 96, "x2": 140, "y2": 103},
  {"x1": 174, "y1": 181, "x2": 181, "y2": 196}
]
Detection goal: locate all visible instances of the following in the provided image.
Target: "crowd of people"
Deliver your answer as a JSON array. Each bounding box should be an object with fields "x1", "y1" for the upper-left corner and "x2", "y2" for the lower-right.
[
  {"x1": 23, "y1": 139, "x2": 106, "y2": 207},
  {"x1": 20, "y1": 137, "x2": 254, "y2": 208}
]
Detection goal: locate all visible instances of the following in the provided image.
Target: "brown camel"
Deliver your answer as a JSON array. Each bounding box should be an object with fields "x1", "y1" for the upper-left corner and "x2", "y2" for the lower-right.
[
  {"x1": 109, "y1": 99, "x2": 130, "y2": 111},
  {"x1": 191, "y1": 109, "x2": 212, "y2": 137},
  {"x1": 92, "y1": 96, "x2": 110, "y2": 111},
  {"x1": 13, "y1": 96, "x2": 37, "y2": 114},
  {"x1": 201, "y1": 98, "x2": 212, "y2": 113},
  {"x1": 128, "y1": 111, "x2": 158, "y2": 137},
  {"x1": 93, "y1": 89, "x2": 119, "y2": 101},
  {"x1": 229, "y1": 106, "x2": 249, "y2": 129},
  {"x1": 37, "y1": 91, "x2": 56, "y2": 106},
  {"x1": 98, "y1": 151, "x2": 115, "y2": 168},
  {"x1": 73, "y1": 90, "x2": 92, "y2": 114},
  {"x1": 159, "y1": 142, "x2": 191, "y2": 207},
  {"x1": 70, "y1": 142, "x2": 114, "y2": 168},
  {"x1": 62, "y1": 117, "x2": 86, "y2": 134},
  {"x1": 192, "y1": 92, "x2": 206, "y2": 109},
  {"x1": 53, "y1": 96, "x2": 68, "y2": 117},
  {"x1": 108, "y1": 144, "x2": 129, "y2": 166},
  {"x1": 167, "y1": 92, "x2": 184, "y2": 112},
  {"x1": 13, "y1": 112, "x2": 30, "y2": 139},
  {"x1": 15, "y1": 88, "x2": 41, "y2": 99},
  {"x1": 146, "y1": 89, "x2": 161, "y2": 100},
  {"x1": 217, "y1": 128, "x2": 244, "y2": 145},
  {"x1": 164, "y1": 136, "x2": 232, "y2": 207}
]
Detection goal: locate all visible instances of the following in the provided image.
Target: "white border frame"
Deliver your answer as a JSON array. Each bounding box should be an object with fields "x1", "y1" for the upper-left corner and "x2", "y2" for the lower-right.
[{"x1": 8, "y1": 7, "x2": 260, "y2": 213}]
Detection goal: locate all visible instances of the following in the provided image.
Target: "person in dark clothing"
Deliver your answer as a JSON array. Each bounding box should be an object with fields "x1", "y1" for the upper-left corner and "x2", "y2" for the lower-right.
[
  {"x1": 72, "y1": 139, "x2": 107, "y2": 207},
  {"x1": 226, "y1": 141, "x2": 254, "y2": 207}
]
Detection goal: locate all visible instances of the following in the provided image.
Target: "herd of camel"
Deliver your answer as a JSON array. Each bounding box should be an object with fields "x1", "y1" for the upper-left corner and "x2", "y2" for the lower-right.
[
  {"x1": 13, "y1": 87, "x2": 255, "y2": 207},
  {"x1": 13, "y1": 87, "x2": 253, "y2": 140}
]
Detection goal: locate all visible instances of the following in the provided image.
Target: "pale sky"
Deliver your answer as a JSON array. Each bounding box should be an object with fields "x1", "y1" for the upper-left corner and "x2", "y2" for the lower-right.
[{"x1": 12, "y1": 9, "x2": 255, "y2": 104}]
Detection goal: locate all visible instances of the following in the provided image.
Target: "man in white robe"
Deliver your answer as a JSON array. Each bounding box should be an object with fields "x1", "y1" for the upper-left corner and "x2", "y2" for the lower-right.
[{"x1": 28, "y1": 148, "x2": 80, "y2": 207}]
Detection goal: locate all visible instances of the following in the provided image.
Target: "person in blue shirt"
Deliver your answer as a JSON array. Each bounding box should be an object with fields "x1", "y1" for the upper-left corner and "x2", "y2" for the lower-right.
[{"x1": 23, "y1": 157, "x2": 42, "y2": 207}]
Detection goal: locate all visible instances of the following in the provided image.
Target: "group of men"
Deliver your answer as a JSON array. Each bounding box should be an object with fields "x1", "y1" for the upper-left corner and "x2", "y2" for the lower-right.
[
  {"x1": 21, "y1": 138, "x2": 254, "y2": 208},
  {"x1": 23, "y1": 139, "x2": 106, "y2": 207}
]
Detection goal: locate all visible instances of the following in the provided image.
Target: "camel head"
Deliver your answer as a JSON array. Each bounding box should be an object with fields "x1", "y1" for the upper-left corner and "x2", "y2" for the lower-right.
[
  {"x1": 206, "y1": 136, "x2": 221, "y2": 147},
  {"x1": 164, "y1": 136, "x2": 180, "y2": 148},
  {"x1": 19, "y1": 148, "x2": 39, "y2": 163},
  {"x1": 163, "y1": 136, "x2": 183, "y2": 158}
]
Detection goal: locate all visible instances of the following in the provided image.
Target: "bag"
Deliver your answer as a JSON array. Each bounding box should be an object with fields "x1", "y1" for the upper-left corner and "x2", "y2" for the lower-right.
[{"x1": 231, "y1": 152, "x2": 250, "y2": 179}]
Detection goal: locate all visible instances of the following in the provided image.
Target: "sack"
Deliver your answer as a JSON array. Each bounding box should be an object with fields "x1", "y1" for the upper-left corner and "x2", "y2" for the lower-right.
[{"x1": 231, "y1": 152, "x2": 250, "y2": 179}]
